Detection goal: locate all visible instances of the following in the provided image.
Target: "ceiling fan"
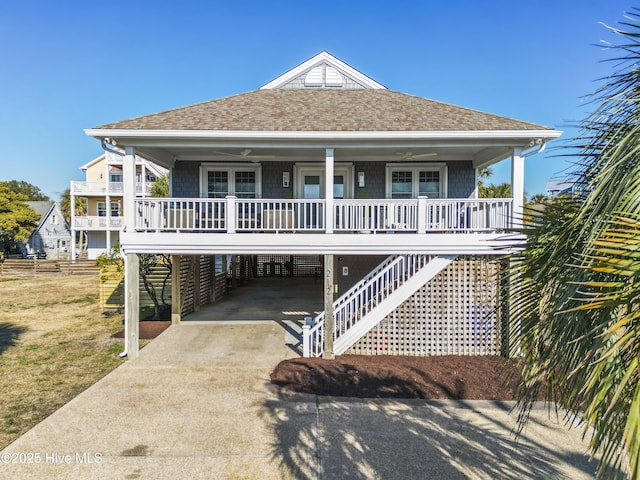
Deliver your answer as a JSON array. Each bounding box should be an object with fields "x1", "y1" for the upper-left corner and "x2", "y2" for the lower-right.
[
  {"x1": 213, "y1": 149, "x2": 275, "y2": 161},
  {"x1": 395, "y1": 151, "x2": 438, "y2": 160}
]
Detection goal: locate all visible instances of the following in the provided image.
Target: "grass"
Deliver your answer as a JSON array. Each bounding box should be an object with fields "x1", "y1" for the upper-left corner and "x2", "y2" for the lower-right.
[{"x1": 0, "y1": 275, "x2": 129, "y2": 449}]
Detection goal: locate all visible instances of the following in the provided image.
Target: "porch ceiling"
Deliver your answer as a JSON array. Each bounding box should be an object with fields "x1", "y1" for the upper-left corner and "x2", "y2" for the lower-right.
[{"x1": 96, "y1": 141, "x2": 535, "y2": 170}]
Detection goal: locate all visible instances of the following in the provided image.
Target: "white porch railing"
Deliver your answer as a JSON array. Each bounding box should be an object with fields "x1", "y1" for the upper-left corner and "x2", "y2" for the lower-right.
[
  {"x1": 334, "y1": 199, "x2": 417, "y2": 231},
  {"x1": 135, "y1": 199, "x2": 227, "y2": 231},
  {"x1": 133, "y1": 197, "x2": 512, "y2": 233},
  {"x1": 71, "y1": 181, "x2": 151, "y2": 196},
  {"x1": 235, "y1": 199, "x2": 325, "y2": 232},
  {"x1": 73, "y1": 216, "x2": 124, "y2": 229}
]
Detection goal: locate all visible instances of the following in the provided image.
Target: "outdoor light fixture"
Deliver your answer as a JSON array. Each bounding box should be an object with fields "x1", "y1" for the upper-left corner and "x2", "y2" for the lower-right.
[
  {"x1": 282, "y1": 171, "x2": 290, "y2": 188},
  {"x1": 358, "y1": 171, "x2": 365, "y2": 187}
]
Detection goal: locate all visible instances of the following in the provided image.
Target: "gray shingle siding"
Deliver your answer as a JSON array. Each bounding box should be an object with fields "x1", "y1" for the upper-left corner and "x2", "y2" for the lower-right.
[
  {"x1": 171, "y1": 160, "x2": 476, "y2": 199},
  {"x1": 447, "y1": 161, "x2": 475, "y2": 198},
  {"x1": 353, "y1": 162, "x2": 385, "y2": 198},
  {"x1": 172, "y1": 162, "x2": 200, "y2": 197},
  {"x1": 262, "y1": 162, "x2": 294, "y2": 198}
]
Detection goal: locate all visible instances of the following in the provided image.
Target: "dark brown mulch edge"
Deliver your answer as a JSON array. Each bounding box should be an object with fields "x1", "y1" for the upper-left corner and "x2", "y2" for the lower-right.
[
  {"x1": 111, "y1": 321, "x2": 171, "y2": 340},
  {"x1": 271, "y1": 355, "x2": 528, "y2": 400}
]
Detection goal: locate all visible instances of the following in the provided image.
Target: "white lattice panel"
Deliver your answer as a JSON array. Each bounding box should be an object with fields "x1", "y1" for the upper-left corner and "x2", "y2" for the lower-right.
[{"x1": 348, "y1": 256, "x2": 502, "y2": 356}]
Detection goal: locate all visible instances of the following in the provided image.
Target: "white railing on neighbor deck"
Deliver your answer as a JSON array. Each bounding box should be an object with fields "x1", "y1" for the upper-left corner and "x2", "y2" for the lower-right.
[
  {"x1": 133, "y1": 197, "x2": 512, "y2": 233},
  {"x1": 303, "y1": 254, "x2": 432, "y2": 357},
  {"x1": 73, "y1": 216, "x2": 125, "y2": 229},
  {"x1": 71, "y1": 181, "x2": 152, "y2": 196}
]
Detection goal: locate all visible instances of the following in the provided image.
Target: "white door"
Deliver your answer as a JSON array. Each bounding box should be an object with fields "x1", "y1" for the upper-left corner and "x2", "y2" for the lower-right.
[{"x1": 302, "y1": 172, "x2": 323, "y2": 199}]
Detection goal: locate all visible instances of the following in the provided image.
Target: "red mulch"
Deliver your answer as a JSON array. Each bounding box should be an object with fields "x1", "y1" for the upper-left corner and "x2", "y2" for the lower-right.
[
  {"x1": 112, "y1": 321, "x2": 171, "y2": 340},
  {"x1": 271, "y1": 355, "x2": 530, "y2": 400}
]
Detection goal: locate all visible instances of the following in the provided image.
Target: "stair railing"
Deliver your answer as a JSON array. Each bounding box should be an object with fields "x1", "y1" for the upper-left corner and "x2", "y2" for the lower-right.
[{"x1": 304, "y1": 254, "x2": 431, "y2": 357}]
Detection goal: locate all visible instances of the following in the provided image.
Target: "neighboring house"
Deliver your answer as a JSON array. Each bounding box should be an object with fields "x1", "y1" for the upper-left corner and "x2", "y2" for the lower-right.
[
  {"x1": 70, "y1": 152, "x2": 168, "y2": 260},
  {"x1": 24, "y1": 201, "x2": 71, "y2": 260},
  {"x1": 84, "y1": 51, "x2": 562, "y2": 359},
  {"x1": 546, "y1": 179, "x2": 578, "y2": 198}
]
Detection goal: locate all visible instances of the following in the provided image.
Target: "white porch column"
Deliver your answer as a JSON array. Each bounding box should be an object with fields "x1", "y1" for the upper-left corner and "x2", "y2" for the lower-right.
[
  {"x1": 70, "y1": 185, "x2": 76, "y2": 262},
  {"x1": 123, "y1": 147, "x2": 137, "y2": 233},
  {"x1": 322, "y1": 254, "x2": 334, "y2": 359},
  {"x1": 511, "y1": 147, "x2": 524, "y2": 229},
  {"x1": 141, "y1": 162, "x2": 147, "y2": 197},
  {"x1": 225, "y1": 196, "x2": 237, "y2": 233},
  {"x1": 417, "y1": 196, "x2": 428, "y2": 233},
  {"x1": 473, "y1": 167, "x2": 479, "y2": 199},
  {"x1": 171, "y1": 255, "x2": 182, "y2": 325},
  {"x1": 325, "y1": 148, "x2": 334, "y2": 233},
  {"x1": 124, "y1": 253, "x2": 140, "y2": 359}
]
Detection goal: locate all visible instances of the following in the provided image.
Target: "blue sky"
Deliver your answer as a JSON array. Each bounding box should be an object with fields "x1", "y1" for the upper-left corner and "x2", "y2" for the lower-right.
[{"x1": 0, "y1": 1, "x2": 632, "y2": 199}]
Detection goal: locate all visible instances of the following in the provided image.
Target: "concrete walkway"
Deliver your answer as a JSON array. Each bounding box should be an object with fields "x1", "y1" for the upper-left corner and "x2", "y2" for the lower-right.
[{"x1": 1, "y1": 322, "x2": 597, "y2": 479}]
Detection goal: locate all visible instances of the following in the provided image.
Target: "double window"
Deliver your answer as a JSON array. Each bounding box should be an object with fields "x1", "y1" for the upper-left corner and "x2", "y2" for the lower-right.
[
  {"x1": 97, "y1": 201, "x2": 121, "y2": 217},
  {"x1": 386, "y1": 164, "x2": 447, "y2": 199},
  {"x1": 200, "y1": 165, "x2": 261, "y2": 198}
]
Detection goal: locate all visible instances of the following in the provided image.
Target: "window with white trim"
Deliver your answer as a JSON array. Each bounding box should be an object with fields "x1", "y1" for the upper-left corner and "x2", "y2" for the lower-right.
[
  {"x1": 385, "y1": 164, "x2": 447, "y2": 199},
  {"x1": 200, "y1": 164, "x2": 262, "y2": 198},
  {"x1": 97, "y1": 201, "x2": 121, "y2": 217},
  {"x1": 111, "y1": 201, "x2": 121, "y2": 217}
]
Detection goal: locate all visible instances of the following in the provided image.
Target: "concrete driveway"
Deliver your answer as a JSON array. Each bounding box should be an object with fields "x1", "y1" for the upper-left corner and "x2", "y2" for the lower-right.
[{"x1": 0, "y1": 322, "x2": 597, "y2": 479}]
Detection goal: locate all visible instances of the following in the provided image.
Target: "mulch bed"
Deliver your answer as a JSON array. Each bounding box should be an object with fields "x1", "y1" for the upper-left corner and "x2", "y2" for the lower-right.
[
  {"x1": 111, "y1": 321, "x2": 171, "y2": 340},
  {"x1": 271, "y1": 355, "x2": 531, "y2": 400}
]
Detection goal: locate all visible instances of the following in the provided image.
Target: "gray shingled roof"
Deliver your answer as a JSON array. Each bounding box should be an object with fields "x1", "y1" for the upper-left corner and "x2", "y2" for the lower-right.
[
  {"x1": 26, "y1": 201, "x2": 54, "y2": 219},
  {"x1": 96, "y1": 89, "x2": 551, "y2": 132}
]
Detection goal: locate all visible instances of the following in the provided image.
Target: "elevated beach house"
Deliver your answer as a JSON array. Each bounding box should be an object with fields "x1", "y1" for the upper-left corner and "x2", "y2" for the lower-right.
[
  {"x1": 70, "y1": 153, "x2": 168, "y2": 260},
  {"x1": 85, "y1": 52, "x2": 561, "y2": 359}
]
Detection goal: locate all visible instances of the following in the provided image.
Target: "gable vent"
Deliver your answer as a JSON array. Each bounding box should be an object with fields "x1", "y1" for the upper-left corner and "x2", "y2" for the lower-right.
[
  {"x1": 325, "y1": 66, "x2": 343, "y2": 86},
  {"x1": 304, "y1": 64, "x2": 344, "y2": 88},
  {"x1": 304, "y1": 66, "x2": 323, "y2": 86}
]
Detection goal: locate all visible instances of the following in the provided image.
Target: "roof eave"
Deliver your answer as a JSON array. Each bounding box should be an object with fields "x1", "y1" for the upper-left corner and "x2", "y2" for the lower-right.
[{"x1": 85, "y1": 128, "x2": 562, "y2": 142}]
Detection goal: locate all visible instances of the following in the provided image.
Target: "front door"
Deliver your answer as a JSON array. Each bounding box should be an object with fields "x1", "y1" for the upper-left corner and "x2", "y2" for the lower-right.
[
  {"x1": 295, "y1": 164, "x2": 353, "y2": 229},
  {"x1": 302, "y1": 171, "x2": 323, "y2": 199}
]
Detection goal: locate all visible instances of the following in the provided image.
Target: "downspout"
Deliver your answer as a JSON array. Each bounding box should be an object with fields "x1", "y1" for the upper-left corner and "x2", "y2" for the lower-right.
[
  {"x1": 512, "y1": 138, "x2": 546, "y2": 357},
  {"x1": 101, "y1": 138, "x2": 124, "y2": 157},
  {"x1": 521, "y1": 138, "x2": 546, "y2": 159}
]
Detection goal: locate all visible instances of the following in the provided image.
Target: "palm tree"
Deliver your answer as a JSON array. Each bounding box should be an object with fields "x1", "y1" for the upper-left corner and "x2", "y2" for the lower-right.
[
  {"x1": 507, "y1": 11, "x2": 640, "y2": 479},
  {"x1": 60, "y1": 188, "x2": 88, "y2": 252},
  {"x1": 150, "y1": 174, "x2": 169, "y2": 198},
  {"x1": 59, "y1": 188, "x2": 87, "y2": 223}
]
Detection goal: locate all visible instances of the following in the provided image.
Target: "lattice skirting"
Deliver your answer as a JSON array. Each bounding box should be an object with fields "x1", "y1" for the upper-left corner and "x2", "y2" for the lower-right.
[{"x1": 347, "y1": 256, "x2": 504, "y2": 356}]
